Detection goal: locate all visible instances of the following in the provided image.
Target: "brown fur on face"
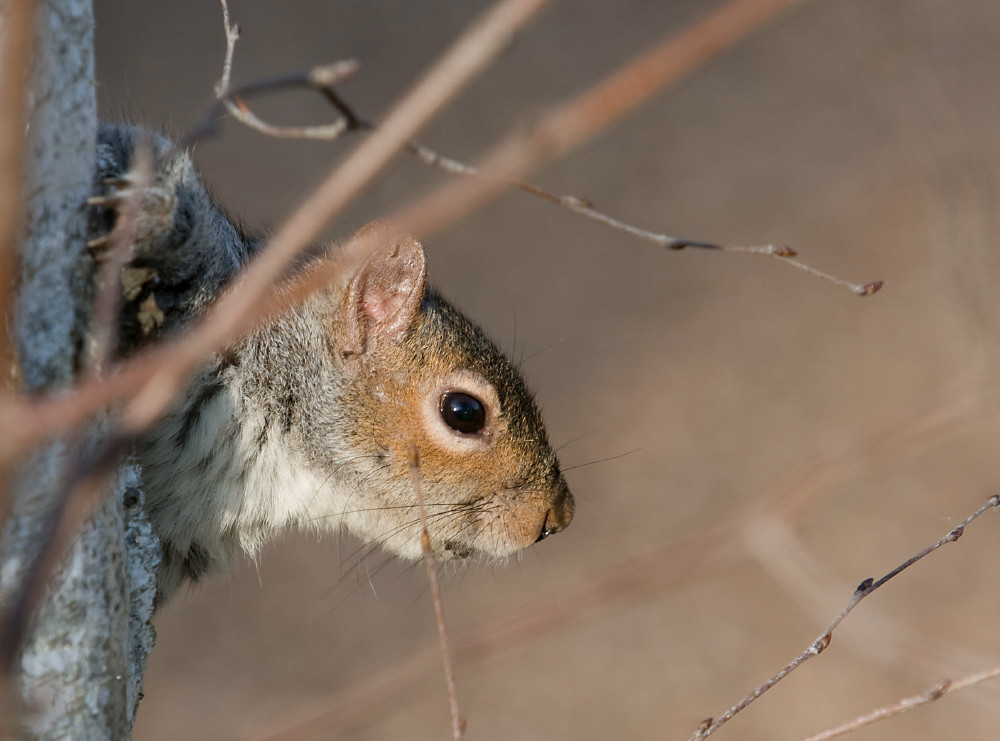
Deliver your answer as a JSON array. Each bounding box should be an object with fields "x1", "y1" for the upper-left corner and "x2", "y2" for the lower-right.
[
  {"x1": 320, "y1": 226, "x2": 573, "y2": 562},
  {"x1": 95, "y1": 126, "x2": 572, "y2": 599}
]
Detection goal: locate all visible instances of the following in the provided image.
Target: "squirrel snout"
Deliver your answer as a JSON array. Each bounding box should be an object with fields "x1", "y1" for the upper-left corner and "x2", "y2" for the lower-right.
[{"x1": 536, "y1": 485, "x2": 574, "y2": 542}]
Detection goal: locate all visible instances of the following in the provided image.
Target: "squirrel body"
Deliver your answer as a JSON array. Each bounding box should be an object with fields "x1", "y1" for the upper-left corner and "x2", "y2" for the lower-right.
[{"x1": 92, "y1": 124, "x2": 574, "y2": 600}]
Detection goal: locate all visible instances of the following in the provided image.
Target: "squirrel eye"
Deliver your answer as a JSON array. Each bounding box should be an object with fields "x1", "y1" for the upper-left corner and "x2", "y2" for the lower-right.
[{"x1": 440, "y1": 392, "x2": 486, "y2": 434}]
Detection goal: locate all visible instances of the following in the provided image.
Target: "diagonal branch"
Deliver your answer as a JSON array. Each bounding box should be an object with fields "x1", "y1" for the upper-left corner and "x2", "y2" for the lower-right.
[
  {"x1": 0, "y1": 0, "x2": 554, "y2": 465},
  {"x1": 394, "y1": 0, "x2": 814, "y2": 238},
  {"x1": 798, "y1": 666, "x2": 1000, "y2": 741},
  {"x1": 405, "y1": 141, "x2": 881, "y2": 295},
  {"x1": 196, "y1": 0, "x2": 360, "y2": 143},
  {"x1": 0, "y1": 0, "x2": 555, "y2": 658},
  {"x1": 213, "y1": 0, "x2": 876, "y2": 295},
  {"x1": 408, "y1": 446, "x2": 464, "y2": 741},
  {"x1": 687, "y1": 494, "x2": 1000, "y2": 740},
  {"x1": 239, "y1": 387, "x2": 996, "y2": 740}
]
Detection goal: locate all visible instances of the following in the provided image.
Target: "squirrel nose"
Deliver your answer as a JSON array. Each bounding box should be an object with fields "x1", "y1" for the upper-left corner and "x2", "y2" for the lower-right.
[{"x1": 535, "y1": 485, "x2": 574, "y2": 542}]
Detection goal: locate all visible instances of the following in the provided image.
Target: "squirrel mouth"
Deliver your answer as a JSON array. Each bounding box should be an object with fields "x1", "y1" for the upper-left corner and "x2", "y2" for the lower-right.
[{"x1": 442, "y1": 540, "x2": 474, "y2": 559}]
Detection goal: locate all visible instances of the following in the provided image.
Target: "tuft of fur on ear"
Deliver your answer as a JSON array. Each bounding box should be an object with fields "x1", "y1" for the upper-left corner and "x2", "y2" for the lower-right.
[{"x1": 339, "y1": 221, "x2": 427, "y2": 359}]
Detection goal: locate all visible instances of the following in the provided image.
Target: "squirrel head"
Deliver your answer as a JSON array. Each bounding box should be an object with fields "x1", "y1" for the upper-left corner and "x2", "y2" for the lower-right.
[{"x1": 319, "y1": 221, "x2": 574, "y2": 562}]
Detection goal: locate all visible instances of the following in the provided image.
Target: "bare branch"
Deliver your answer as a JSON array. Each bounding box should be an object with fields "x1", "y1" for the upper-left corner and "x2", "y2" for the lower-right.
[
  {"x1": 239, "y1": 387, "x2": 994, "y2": 740},
  {"x1": 119, "y1": 0, "x2": 552, "y2": 432},
  {"x1": 393, "y1": 0, "x2": 815, "y2": 238},
  {"x1": 408, "y1": 446, "x2": 464, "y2": 741},
  {"x1": 742, "y1": 511, "x2": 990, "y2": 681},
  {"x1": 799, "y1": 666, "x2": 1000, "y2": 741},
  {"x1": 205, "y1": 0, "x2": 359, "y2": 142},
  {"x1": 216, "y1": 0, "x2": 238, "y2": 98},
  {"x1": 210, "y1": 0, "x2": 876, "y2": 294},
  {"x1": 0, "y1": 0, "x2": 554, "y2": 466},
  {"x1": 406, "y1": 141, "x2": 881, "y2": 295},
  {"x1": 687, "y1": 494, "x2": 1000, "y2": 741},
  {"x1": 243, "y1": 522, "x2": 738, "y2": 741}
]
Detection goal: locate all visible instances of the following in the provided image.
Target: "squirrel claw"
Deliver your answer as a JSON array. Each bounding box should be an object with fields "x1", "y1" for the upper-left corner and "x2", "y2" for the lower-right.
[
  {"x1": 87, "y1": 234, "x2": 110, "y2": 250},
  {"x1": 87, "y1": 194, "x2": 118, "y2": 208},
  {"x1": 89, "y1": 175, "x2": 149, "y2": 208}
]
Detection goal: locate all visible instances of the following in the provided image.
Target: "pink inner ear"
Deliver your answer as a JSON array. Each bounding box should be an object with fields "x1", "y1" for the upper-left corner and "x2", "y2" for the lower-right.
[
  {"x1": 363, "y1": 293, "x2": 402, "y2": 322},
  {"x1": 361, "y1": 283, "x2": 409, "y2": 323},
  {"x1": 341, "y1": 228, "x2": 427, "y2": 354}
]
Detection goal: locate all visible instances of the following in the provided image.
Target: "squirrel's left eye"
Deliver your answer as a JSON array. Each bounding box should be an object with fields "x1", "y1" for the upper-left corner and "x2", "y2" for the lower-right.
[{"x1": 440, "y1": 392, "x2": 486, "y2": 434}]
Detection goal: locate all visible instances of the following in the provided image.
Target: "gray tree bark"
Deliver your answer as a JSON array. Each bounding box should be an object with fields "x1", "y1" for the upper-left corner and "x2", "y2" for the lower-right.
[{"x1": 0, "y1": 1, "x2": 160, "y2": 738}]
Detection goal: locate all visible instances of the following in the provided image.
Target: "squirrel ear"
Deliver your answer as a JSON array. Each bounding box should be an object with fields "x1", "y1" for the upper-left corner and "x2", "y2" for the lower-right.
[{"x1": 340, "y1": 225, "x2": 427, "y2": 357}]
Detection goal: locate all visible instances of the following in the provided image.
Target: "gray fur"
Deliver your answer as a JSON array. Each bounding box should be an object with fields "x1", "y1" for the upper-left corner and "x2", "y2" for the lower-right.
[{"x1": 95, "y1": 124, "x2": 574, "y2": 602}]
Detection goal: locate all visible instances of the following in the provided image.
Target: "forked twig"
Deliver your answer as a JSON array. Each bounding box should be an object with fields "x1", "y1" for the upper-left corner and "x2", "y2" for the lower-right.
[
  {"x1": 408, "y1": 446, "x2": 464, "y2": 741},
  {"x1": 799, "y1": 665, "x2": 1000, "y2": 741},
  {"x1": 687, "y1": 493, "x2": 1000, "y2": 740},
  {"x1": 0, "y1": 0, "x2": 858, "y2": 470},
  {"x1": 212, "y1": 0, "x2": 879, "y2": 296},
  {"x1": 0, "y1": 0, "x2": 555, "y2": 671},
  {"x1": 0, "y1": 0, "x2": 554, "y2": 469},
  {"x1": 193, "y1": 0, "x2": 361, "y2": 145}
]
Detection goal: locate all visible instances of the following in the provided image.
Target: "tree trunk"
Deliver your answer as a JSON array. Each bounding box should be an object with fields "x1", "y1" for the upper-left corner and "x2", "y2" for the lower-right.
[{"x1": 0, "y1": 1, "x2": 160, "y2": 738}]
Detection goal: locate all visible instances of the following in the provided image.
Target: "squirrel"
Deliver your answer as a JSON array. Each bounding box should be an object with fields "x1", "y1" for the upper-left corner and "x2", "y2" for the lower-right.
[{"x1": 89, "y1": 123, "x2": 574, "y2": 602}]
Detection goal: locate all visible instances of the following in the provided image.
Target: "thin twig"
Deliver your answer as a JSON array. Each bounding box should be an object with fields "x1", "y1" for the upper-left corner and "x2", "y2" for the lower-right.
[
  {"x1": 798, "y1": 665, "x2": 1000, "y2": 741},
  {"x1": 217, "y1": 0, "x2": 237, "y2": 97},
  {"x1": 243, "y1": 523, "x2": 737, "y2": 741},
  {"x1": 395, "y1": 0, "x2": 810, "y2": 234},
  {"x1": 406, "y1": 142, "x2": 880, "y2": 295},
  {"x1": 742, "y1": 511, "x2": 992, "y2": 686},
  {"x1": 197, "y1": 0, "x2": 360, "y2": 143},
  {"x1": 0, "y1": 0, "x2": 554, "y2": 466},
  {"x1": 687, "y1": 494, "x2": 1000, "y2": 741},
  {"x1": 0, "y1": 0, "x2": 837, "y2": 466},
  {"x1": 408, "y1": 446, "x2": 464, "y2": 741},
  {"x1": 212, "y1": 0, "x2": 877, "y2": 296},
  {"x1": 241, "y1": 388, "x2": 996, "y2": 740}
]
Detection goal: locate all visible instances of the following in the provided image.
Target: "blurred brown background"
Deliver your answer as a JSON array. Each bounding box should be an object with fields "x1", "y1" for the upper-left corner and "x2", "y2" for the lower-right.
[{"x1": 94, "y1": 1, "x2": 1000, "y2": 739}]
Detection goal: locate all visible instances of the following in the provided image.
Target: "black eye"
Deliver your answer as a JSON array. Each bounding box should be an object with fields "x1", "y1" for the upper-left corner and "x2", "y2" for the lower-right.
[{"x1": 440, "y1": 392, "x2": 486, "y2": 434}]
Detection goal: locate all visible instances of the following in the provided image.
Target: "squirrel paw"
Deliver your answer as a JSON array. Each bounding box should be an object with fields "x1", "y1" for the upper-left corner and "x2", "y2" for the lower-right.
[{"x1": 87, "y1": 174, "x2": 177, "y2": 259}]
